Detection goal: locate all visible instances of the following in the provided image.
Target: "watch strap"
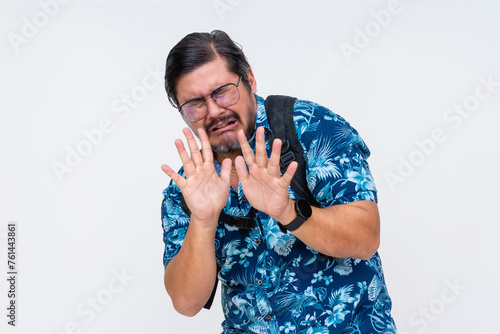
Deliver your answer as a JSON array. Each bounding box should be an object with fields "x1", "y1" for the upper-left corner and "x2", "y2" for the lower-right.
[
  {"x1": 278, "y1": 199, "x2": 311, "y2": 233},
  {"x1": 278, "y1": 215, "x2": 307, "y2": 233}
]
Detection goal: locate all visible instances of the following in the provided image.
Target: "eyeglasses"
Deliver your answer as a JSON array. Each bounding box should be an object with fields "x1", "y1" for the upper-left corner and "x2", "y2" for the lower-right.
[{"x1": 178, "y1": 76, "x2": 242, "y2": 122}]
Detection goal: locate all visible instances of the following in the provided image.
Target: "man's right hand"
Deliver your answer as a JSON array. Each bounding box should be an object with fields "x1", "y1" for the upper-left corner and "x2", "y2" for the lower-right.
[{"x1": 161, "y1": 127, "x2": 231, "y2": 228}]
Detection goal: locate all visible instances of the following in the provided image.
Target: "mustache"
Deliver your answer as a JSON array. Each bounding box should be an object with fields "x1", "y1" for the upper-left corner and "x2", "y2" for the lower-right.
[{"x1": 205, "y1": 113, "x2": 241, "y2": 133}]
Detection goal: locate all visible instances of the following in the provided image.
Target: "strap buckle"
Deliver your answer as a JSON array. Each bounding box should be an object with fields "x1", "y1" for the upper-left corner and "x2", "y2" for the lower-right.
[
  {"x1": 219, "y1": 208, "x2": 257, "y2": 229},
  {"x1": 229, "y1": 216, "x2": 255, "y2": 229}
]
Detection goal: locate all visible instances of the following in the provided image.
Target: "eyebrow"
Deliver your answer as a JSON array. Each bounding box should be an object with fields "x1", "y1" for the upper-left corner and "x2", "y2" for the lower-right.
[{"x1": 182, "y1": 82, "x2": 232, "y2": 105}]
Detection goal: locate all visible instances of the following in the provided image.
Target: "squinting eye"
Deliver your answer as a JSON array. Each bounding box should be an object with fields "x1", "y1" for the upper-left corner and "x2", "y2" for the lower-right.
[
  {"x1": 213, "y1": 85, "x2": 232, "y2": 98},
  {"x1": 187, "y1": 100, "x2": 205, "y2": 109}
]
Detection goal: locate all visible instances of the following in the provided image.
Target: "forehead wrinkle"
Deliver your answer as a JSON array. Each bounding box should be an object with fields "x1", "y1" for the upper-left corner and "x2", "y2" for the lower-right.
[{"x1": 175, "y1": 57, "x2": 235, "y2": 105}]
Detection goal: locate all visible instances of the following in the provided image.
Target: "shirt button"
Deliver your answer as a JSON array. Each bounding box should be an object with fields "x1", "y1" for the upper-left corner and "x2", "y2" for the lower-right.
[
  {"x1": 255, "y1": 239, "x2": 261, "y2": 246},
  {"x1": 242, "y1": 197, "x2": 247, "y2": 202},
  {"x1": 258, "y1": 280, "x2": 263, "y2": 285},
  {"x1": 265, "y1": 315, "x2": 272, "y2": 320}
]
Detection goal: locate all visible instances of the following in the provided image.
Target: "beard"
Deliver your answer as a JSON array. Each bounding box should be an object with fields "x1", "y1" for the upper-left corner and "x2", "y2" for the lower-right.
[
  {"x1": 210, "y1": 137, "x2": 240, "y2": 154},
  {"x1": 206, "y1": 106, "x2": 256, "y2": 154}
]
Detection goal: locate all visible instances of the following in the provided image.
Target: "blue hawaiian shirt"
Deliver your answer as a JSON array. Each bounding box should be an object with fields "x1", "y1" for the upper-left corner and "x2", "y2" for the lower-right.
[{"x1": 161, "y1": 95, "x2": 396, "y2": 333}]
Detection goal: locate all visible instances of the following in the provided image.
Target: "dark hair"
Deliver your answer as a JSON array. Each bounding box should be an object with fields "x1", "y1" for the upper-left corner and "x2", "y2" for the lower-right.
[{"x1": 164, "y1": 30, "x2": 252, "y2": 109}]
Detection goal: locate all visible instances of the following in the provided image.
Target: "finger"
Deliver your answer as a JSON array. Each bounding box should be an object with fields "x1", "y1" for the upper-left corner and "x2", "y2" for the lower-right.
[
  {"x1": 278, "y1": 161, "x2": 298, "y2": 189},
  {"x1": 183, "y1": 128, "x2": 203, "y2": 167},
  {"x1": 255, "y1": 127, "x2": 267, "y2": 168},
  {"x1": 219, "y1": 158, "x2": 232, "y2": 183},
  {"x1": 197, "y1": 128, "x2": 214, "y2": 164},
  {"x1": 161, "y1": 164, "x2": 186, "y2": 189},
  {"x1": 234, "y1": 155, "x2": 249, "y2": 181},
  {"x1": 237, "y1": 130, "x2": 256, "y2": 165},
  {"x1": 174, "y1": 139, "x2": 196, "y2": 175},
  {"x1": 267, "y1": 138, "x2": 282, "y2": 177}
]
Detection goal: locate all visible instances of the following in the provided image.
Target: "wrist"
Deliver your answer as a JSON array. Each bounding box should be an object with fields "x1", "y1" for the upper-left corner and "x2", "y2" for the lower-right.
[
  {"x1": 276, "y1": 199, "x2": 297, "y2": 226},
  {"x1": 278, "y1": 198, "x2": 312, "y2": 233},
  {"x1": 190, "y1": 214, "x2": 220, "y2": 232}
]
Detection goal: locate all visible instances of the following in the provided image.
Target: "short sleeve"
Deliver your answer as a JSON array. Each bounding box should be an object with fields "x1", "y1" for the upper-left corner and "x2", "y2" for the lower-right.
[
  {"x1": 294, "y1": 101, "x2": 378, "y2": 207},
  {"x1": 161, "y1": 171, "x2": 190, "y2": 268}
]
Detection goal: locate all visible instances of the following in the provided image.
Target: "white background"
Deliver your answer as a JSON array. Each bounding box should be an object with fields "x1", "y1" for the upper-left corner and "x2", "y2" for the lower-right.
[{"x1": 1, "y1": 0, "x2": 499, "y2": 333}]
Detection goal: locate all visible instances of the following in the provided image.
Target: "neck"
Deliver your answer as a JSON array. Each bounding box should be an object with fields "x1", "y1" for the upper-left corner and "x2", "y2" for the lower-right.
[
  {"x1": 215, "y1": 150, "x2": 241, "y2": 166},
  {"x1": 215, "y1": 151, "x2": 242, "y2": 177}
]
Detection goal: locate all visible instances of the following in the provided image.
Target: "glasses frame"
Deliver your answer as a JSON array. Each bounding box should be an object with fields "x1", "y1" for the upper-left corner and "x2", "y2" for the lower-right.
[{"x1": 177, "y1": 76, "x2": 242, "y2": 122}]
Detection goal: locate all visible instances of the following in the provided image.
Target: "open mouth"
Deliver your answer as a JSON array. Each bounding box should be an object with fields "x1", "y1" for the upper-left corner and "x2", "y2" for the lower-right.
[{"x1": 211, "y1": 120, "x2": 237, "y2": 134}]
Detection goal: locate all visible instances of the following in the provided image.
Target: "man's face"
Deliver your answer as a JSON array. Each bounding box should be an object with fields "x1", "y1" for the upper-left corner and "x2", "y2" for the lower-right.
[{"x1": 175, "y1": 57, "x2": 257, "y2": 154}]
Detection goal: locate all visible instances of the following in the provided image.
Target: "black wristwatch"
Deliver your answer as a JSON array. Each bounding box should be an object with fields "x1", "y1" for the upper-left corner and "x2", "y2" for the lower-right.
[{"x1": 278, "y1": 198, "x2": 312, "y2": 233}]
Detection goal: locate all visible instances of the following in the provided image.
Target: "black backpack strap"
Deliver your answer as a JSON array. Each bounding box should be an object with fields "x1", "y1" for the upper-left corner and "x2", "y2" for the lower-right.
[
  {"x1": 204, "y1": 268, "x2": 220, "y2": 310},
  {"x1": 181, "y1": 195, "x2": 257, "y2": 230},
  {"x1": 264, "y1": 95, "x2": 320, "y2": 207},
  {"x1": 218, "y1": 208, "x2": 257, "y2": 229},
  {"x1": 265, "y1": 96, "x2": 331, "y2": 261}
]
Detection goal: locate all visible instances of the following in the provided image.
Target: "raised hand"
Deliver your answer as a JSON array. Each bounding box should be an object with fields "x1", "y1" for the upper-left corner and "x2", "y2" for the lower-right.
[
  {"x1": 234, "y1": 127, "x2": 298, "y2": 222},
  {"x1": 161, "y1": 128, "x2": 232, "y2": 226}
]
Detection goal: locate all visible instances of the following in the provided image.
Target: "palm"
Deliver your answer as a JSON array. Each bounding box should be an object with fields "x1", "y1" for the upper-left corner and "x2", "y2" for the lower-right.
[
  {"x1": 235, "y1": 127, "x2": 297, "y2": 221},
  {"x1": 180, "y1": 162, "x2": 229, "y2": 219},
  {"x1": 239, "y1": 165, "x2": 291, "y2": 216},
  {"x1": 162, "y1": 128, "x2": 231, "y2": 223}
]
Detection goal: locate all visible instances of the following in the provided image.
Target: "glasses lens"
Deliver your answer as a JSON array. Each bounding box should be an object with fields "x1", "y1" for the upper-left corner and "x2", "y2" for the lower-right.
[
  {"x1": 212, "y1": 84, "x2": 239, "y2": 107},
  {"x1": 181, "y1": 100, "x2": 206, "y2": 121}
]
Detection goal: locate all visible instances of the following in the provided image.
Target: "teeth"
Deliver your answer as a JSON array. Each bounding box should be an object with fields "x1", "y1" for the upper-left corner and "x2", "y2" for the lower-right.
[{"x1": 214, "y1": 122, "x2": 230, "y2": 131}]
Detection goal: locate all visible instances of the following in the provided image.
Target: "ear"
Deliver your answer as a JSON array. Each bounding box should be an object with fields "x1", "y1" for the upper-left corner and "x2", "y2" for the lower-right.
[{"x1": 247, "y1": 68, "x2": 257, "y2": 94}]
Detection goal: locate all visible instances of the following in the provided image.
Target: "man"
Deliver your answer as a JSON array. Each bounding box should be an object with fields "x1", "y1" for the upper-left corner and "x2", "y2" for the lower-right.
[{"x1": 161, "y1": 30, "x2": 396, "y2": 333}]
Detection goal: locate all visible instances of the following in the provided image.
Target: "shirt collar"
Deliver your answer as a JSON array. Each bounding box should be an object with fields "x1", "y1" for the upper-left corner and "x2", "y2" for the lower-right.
[{"x1": 247, "y1": 94, "x2": 272, "y2": 148}]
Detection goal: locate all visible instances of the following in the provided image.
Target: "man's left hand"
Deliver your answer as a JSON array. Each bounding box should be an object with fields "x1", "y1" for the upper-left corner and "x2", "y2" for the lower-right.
[{"x1": 235, "y1": 127, "x2": 297, "y2": 223}]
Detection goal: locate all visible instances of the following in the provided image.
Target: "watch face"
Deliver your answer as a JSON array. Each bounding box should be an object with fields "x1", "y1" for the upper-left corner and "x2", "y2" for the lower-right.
[{"x1": 297, "y1": 199, "x2": 312, "y2": 218}]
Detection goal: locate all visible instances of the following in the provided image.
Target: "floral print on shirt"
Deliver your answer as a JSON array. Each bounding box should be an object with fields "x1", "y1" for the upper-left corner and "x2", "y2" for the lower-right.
[{"x1": 161, "y1": 95, "x2": 396, "y2": 333}]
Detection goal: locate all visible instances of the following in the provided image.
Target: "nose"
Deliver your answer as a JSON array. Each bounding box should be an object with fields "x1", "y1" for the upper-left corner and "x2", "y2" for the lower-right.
[{"x1": 205, "y1": 96, "x2": 224, "y2": 118}]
